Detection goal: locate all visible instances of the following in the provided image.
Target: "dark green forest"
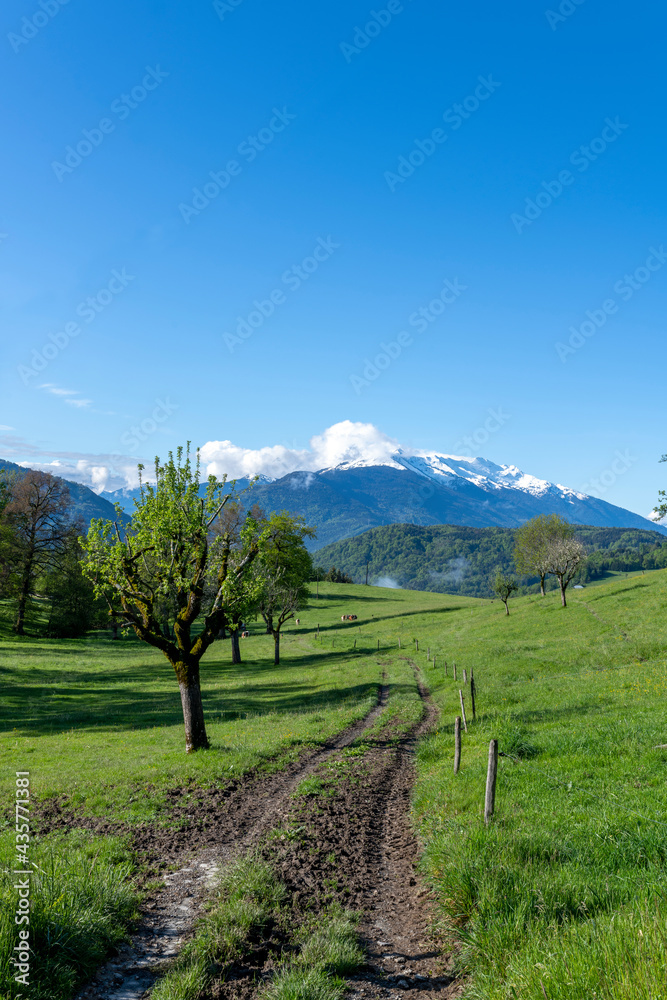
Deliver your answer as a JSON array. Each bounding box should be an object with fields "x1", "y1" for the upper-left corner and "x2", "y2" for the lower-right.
[{"x1": 314, "y1": 523, "x2": 667, "y2": 597}]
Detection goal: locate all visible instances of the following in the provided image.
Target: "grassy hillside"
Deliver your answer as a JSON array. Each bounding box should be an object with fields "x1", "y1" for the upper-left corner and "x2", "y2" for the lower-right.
[
  {"x1": 321, "y1": 572, "x2": 667, "y2": 1000},
  {"x1": 2, "y1": 572, "x2": 667, "y2": 999},
  {"x1": 314, "y1": 522, "x2": 667, "y2": 597}
]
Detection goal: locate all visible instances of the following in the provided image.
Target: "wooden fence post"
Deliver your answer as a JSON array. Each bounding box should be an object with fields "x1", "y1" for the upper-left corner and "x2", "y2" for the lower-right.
[
  {"x1": 354, "y1": 639, "x2": 356, "y2": 649},
  {"x1": 433, "y1": 655, "x2": 436, "y2": 669},
  {"x1": 484, "y1": 739, "x2": 498, "y2": 824},
  {"x1": 444, "y1": 660, "x2": 448, "y2": 675},
  {"x1": 470, "y1": 668, "x2": 476, "y2": 720},
  {"x1": 463, "y1": 668, "x2": 467, "y2": 685},
  {"x1": 398, "y1": 636, "x2": 401, "y2": 649},
  {"x1": 453, "y1": 662, "x2": 457, "y2": 681},
  {"x1": 427, "y1": 646, "x2": 431, "y2": 660},
  {"x1": 377, "y1": 639, "x2": 380, "y2": 651},
  {"x1": 416, "y1": 639, "x2": 419, "y2": 652},
  {"x1": 454, "y1": 716, "x2": 461, "y2": 773},
  {"x1": 459, "y1": 689, "x2": 468, "y2": 732}
]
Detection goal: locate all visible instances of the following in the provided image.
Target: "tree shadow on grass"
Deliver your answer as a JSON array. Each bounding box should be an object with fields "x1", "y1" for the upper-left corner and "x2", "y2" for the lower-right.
[{"x1": 0, "y1": 651, "x2": 394, "y2": 736}]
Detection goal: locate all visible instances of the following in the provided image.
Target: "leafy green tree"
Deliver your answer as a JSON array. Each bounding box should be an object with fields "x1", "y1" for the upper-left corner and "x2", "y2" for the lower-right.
[
  {"x1": 545, "y1": 537, "x2": 586, "y2": 607},
  {"x1": 45, "y1": 525, "x2": 105, "y2": 637},
  {"x1": 81, "y1": 446, "x2": 260, "y2": 752},
  {"x1": 210, "y1": 502, "x2": 265, "y2": 664},
  {"x1": 0, "y1": 470, "x2": 20, "y2": 599},
  {"x1": 256, "y1": 511, "x2": 315, "y2": 665},
  {"x1": 324, "y1": 566, "x2": 354, "y2": 584},
  {"x1": 514, "y1": 514, "x2": 574, "y2": 595},
  {"x1": 493, "y1": 571, "x2": 518, "y2": 615},
  {"x1": 3, "y1": 471, "x2": 74, "y2": 634}
]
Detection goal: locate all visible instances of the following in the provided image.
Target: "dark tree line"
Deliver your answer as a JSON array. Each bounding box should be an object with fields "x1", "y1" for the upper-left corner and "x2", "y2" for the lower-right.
[{"x1": 0, "y1": 468, "x2": 105, "y2": 636}]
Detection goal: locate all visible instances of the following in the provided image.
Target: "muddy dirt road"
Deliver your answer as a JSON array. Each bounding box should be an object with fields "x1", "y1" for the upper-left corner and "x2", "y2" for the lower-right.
[{"x1": 46, "y1": 664, "x2": 458, "y2": 999}]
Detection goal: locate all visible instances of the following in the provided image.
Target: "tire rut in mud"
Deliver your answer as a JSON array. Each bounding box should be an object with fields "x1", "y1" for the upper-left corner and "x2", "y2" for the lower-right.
[
  {"x1": 210, "y1": 663, "x2": 461, "y2": 1000},
  {"x1": 65, "y1": 685, "x2": 390, "y2": 1000}
]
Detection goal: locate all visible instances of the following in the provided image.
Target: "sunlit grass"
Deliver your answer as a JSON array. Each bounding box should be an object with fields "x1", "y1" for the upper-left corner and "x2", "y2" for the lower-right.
[{"x1": 410, "y1": 569, "x2": 667, "y2": 1000}]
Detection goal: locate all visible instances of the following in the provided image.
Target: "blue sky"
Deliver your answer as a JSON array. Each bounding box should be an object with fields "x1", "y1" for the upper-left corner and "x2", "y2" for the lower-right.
[{"x1": 0, "y1": 0, "x2": 665, "y2": 516}]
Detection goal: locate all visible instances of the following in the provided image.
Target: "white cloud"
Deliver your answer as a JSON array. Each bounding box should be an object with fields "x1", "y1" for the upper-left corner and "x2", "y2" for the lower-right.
[
  {"x1": 201, "y1": 420, "x2": 400, "y2": 479},
  {"x1": 39, "y1": 384, "x2": 92, "y2": 408},
  {"x1": 40, "y1": 384, "x2": 78, "y2": 397},
  {"x1": 0, "y1": 424, "x2": 14, "y2": 431},
  {"x1": 4, "y1": 421, "x2": 402, "y2": 493},
  {"x1": 14, "y1": 455, "x2": 142, "y2": 494}
]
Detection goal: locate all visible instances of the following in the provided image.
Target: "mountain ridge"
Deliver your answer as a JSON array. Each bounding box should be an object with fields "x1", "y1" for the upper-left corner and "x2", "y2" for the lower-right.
[{"x1": 99, "y1": 455, "x2": 666, "y2": 546}]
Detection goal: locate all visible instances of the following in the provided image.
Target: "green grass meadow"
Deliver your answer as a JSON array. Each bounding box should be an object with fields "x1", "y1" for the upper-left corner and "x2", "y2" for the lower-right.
[
  {"x1": 2, "y1": 572, "x2": 667, "y2": 999},
  {"x1": 409, "y1": 571, "x2": 667, "y2": 1000}
]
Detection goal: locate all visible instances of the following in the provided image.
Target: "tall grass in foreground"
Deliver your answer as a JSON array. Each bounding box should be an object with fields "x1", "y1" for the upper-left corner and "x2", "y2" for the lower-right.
[
  {"x1": 413, "y1": 571, "x2": 667, "y2": 1000},
  {"x1": 0, "y1": 829, "x2": 138, "y2": 1000}
]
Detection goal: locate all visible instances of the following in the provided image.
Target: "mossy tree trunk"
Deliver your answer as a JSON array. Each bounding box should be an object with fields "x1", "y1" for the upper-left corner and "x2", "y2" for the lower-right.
[{"x1": 176, "y1": 658, "x2": 209, "y2": 752}]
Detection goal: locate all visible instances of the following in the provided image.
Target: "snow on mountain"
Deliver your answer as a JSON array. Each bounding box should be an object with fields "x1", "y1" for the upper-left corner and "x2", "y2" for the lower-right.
[{"x1": 322, "y1": 449, "x2": 589, "y2": 503}]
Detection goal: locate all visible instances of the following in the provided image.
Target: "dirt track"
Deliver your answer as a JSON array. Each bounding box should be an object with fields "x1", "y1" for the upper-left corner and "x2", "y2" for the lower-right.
[
  {"x1": 58, "y1": 683, "x2": 390, "y2": 999},
  {"x1": 44, "y1": 664, "x2": 458, "y2": 1000},
  {"x1": 255, "y1": 667, "x2": 460, "y2": 1000}
]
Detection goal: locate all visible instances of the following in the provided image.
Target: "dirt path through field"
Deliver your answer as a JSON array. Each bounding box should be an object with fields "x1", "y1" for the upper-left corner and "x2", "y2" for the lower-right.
[
  {"x1": 70, "y1": 683, "x2": 390, "y2": 1000},
  {"x1": 256, "y1": 663, "x2": 460, "y2": 1000},
  {"x1": 66, "y1": 662, "x2": 459, "y2": 1000}
]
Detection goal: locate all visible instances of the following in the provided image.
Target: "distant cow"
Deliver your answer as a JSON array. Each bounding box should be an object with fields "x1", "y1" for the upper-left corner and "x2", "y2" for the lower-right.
[
  {"x1": 241, "y1": 631, "x2": 250, "y2": 638},
  {"x1": 341, "y1": 614, "x2": 358, "y2": 621},
  {"x1": 295, "y1": 618, "x2": 300, "y2": 625}
]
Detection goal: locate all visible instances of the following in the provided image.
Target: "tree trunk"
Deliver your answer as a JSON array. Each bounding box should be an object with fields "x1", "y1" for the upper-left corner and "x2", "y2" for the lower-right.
[
  {"x1": 540, "y1": 574, "x2": 546, "y2": 596},
  {"x1": 177, "y1": 661, "x2": 210, "y2": 752},
  {"x1": 273, "y1": 630, "x2": 280, "y2": 665},
  {"x1": 14, "y1": 555, "x2": 34, "y2": 635},
  {"x1": 559, "y1": 577, "x2": 567, "y2": 607},
  {"x1": 230, "y1": 629, "x2": 241, "y2": 664},
  {"x1": 265, "y1": 612, "x2": 273, "y2": 634},
  {"x1": 504, "y1": 600, "x2": 510, "y2": 616}
]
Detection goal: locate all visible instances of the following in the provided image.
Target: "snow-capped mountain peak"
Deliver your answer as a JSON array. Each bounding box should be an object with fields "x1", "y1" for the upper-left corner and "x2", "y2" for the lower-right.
[{"x1": 323, "y1": 450, "x2": 588, "y2": 503}]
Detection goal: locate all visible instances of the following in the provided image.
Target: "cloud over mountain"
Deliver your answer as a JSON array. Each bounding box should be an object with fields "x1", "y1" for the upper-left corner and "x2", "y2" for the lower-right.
[{"x1": 201, "y1": 421, "x2": 400, "y2": 480}]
